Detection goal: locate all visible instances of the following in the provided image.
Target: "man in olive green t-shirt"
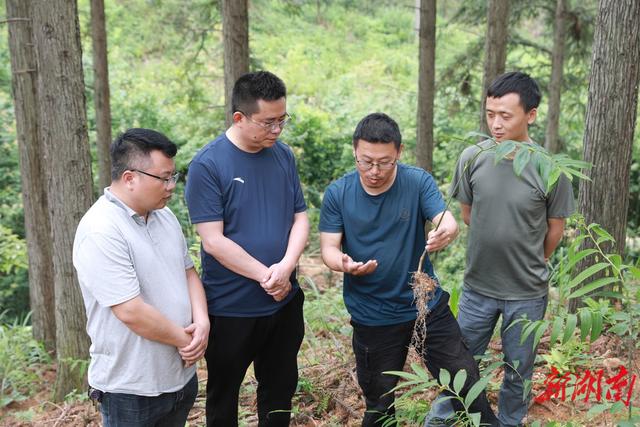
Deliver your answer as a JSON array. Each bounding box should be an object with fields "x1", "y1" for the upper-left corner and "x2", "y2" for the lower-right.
[{"x1": 427, "y1": 72, "x2": 574, "y2": 427}]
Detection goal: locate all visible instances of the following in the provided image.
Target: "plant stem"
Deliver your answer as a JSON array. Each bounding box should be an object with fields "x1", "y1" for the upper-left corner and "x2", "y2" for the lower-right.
[{"x1": 417, "y1": 138, "x2": 497, "y2": 272}]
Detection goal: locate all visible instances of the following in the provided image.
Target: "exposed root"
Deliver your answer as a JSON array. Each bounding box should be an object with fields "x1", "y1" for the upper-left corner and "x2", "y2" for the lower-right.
[{"x1": 410, "y1": 270, "x2": 438, "y2": 355}]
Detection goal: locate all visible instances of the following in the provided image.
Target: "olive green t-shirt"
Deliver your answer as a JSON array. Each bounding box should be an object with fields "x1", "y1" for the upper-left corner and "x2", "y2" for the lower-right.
[{"x1": 450, "y1": 140, "x2": 575, "y2": 299}]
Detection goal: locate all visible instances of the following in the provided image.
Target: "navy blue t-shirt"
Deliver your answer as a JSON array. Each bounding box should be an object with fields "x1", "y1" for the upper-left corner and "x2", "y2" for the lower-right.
[
  {"x1": 185, "y1": 134, "x2": 307, "y2": 316},
  {"x1": 319, "y1": 164, "x2": 445, "y2": 326}
]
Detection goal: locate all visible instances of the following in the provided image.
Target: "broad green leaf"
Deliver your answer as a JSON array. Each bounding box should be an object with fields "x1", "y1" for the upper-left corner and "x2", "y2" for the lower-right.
[
  {"x1": 533, "y1": 151, "x2": 551, "y2": 180},
  {"x1": 469, "y1": 412, "x2": 481, "y2": 427},
  {"x1": 596, "y1": 291, "x2": 624, "y2": 299},
  {"x1": 550, "y1": 316, "x2": 564, "y2": 344},
  {"x1": 591, "y1": 224, "x2": 615, "y2": 242},
  {"x1": 453, "y1": 369, "x2": 467, "y2": 394},
  {"x1": 608, "y1": 254, "x2": 622, "y2": 270},
  {"x1": 579, "y1": 308, "x2": 592, "y2": 342},
  {"x1": 463, "y1": 374, "x2": 493, "y2": 408},
  {"x1": 565, "y1": 248, "x2": 598, "y2": 272},
  {"x1": 513, "y1": 148, "x2": 531, "y2": 176},
  {"x1": 611, "y1": 312, "x2": 630, "y2": 321},
  {"x1": 546, "y1": 168, "x2": 562, "y2": 193},
  {"x1": 504, "y1": 317, "x2": 527, "y2": 333},
  {"x1": 566, "y1": 169, "x2": 591, "y2": 181},
  {"x1": 568, "y1": 276, "x2": 619, "y2": 299},
  {"x1": 383, "y1": 370, "x2": 420, "y2": 382},
  {"x1": 590, "y1": 311, "x2": 603, "y2": 341},
  {"x1": 609, "y1": 322, "x2": 628, "y2": 336},
  {"x1": 629, "y1": 266, "x2": 640, "y2": 279},
  {"x1": 568, "y1": 262, "x2": 610, "y2": 290},
  {"x1": 410, "y1": 362, "x2": 429, "y2": 379},
  {"x1": 562, "y1": 313, "x2": 577, "y2": 344},
  {"x1": 520, "y1": 320, "x2": 539, "y2": 345},
  {"x1": 494, "y1": 141, "x2": 516, "y2": 164},
  {"x1": 433, "y1": 395, "x2": 456, "y2": 406},
  {"x1": 533, "y1": 322, "x2": 547, "y2": 348},
  {"x1": 439, "y1": 368, "x2": 451, "y2": 387}
]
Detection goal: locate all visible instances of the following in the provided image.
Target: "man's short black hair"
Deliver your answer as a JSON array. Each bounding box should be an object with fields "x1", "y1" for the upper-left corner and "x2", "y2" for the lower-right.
[
  {"x1": 231, "y1": 71, "x2": 287, "y2": 116},
  {"x1": 352, "y1": 113, "x2": 402, "y2": 150},
  {"x1": 487, "y1": 71, "x2": 541, "y2": 112},
  {"x1": 110, "y1": 128, "x2": 177, "y2": 180}
]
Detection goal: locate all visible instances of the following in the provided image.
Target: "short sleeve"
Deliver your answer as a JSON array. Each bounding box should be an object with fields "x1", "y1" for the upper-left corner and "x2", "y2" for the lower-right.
[
  {"x1": 319, "y1": 183, "x2": 344, "y2": 233},
  {"x1": 547, "y1": 174, "x2": 575, "y2": 218},
  {"x1": 449, "y1": 149, "x2": 474, "y2": 205},
  {"x1": 185, "y1": 159, "x2": 224, "y2": 223},
  {"x1": 74, "y1": 232, "x2": 140, "y2": 307},
  {"x1": 288, "y1": 147, "x2": 307, "y2": 213},
  {"x1": 419, "y1": 172, "x2": 447, "y2": 221}
]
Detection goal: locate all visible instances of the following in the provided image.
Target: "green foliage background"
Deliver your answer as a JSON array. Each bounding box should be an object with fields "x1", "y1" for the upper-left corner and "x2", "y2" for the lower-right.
[{"x1": 0, "y1": 0, "x2": 639, "y2": 320}]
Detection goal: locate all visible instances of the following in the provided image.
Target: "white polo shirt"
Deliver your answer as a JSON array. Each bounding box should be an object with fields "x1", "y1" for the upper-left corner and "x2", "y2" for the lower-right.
[{"x1": 73, "y1": 188, "x2": 196, "y2": 396}]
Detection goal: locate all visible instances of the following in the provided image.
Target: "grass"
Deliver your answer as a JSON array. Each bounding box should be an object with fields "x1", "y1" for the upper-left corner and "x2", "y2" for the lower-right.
[{"x1": 0, "y1": 313, "x2": 50, "y2": 408}]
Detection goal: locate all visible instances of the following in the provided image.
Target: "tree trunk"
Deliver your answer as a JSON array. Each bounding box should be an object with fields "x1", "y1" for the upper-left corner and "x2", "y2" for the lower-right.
[
  {"x1": 222, "y1": 0, "x2": 249, "y2": 127},
  {"x1": 416, "y1": 0, "x2": 436, "y2": 172},
  {"x1": 90, "y1": 0, "x2": 112, "y2": 192},
  {"x1": 31, "y1": 0, "x2": 93, "y2": 401},
  {"x1": 5, "y1": 0, "x2": 56, "y2": 352},
  {"x1": 570, "y1": 0, "x2": 640, "y2": 313},
  {"x1": 545, "y1": 0, "x2": 567, "y2": 154},
  {"x1": 479, "y1": 0, "x2": 510, "y2": 136}
]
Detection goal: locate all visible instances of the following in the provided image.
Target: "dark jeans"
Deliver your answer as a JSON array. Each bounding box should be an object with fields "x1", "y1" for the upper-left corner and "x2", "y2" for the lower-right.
[
  {"x1": 205, "y1": 289, "x2": 305, "y2": 427},
  {"x1": 352, "y1": 291, "x2": 498, "y2": 427},
  {"x1": 100, "y1": 374, "x2": 198, "y2": 427}
]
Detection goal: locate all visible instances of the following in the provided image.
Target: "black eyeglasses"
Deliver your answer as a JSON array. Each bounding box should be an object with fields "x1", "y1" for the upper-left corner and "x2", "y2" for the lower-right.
[
  {"x1": 355, "y1": 157, "x2": 398, "y2": 171},
  {"x1": 238, "y1": 111, "x2": 292, "y2": 131},
  {"x1": 132, "y1": 169, "x2": 180, "y2": 187}
]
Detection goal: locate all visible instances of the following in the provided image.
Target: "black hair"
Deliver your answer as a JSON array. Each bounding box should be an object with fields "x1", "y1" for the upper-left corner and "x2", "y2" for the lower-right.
[
  {"x1": 231, "y1": 71, "x2": 287, "y2": 116},
  {"x1": 110, "y1": 128, "x2": 177, "y2": 180},
  {"x1": 486, "y1": 71, "x2": 541, "y2": 112},
  {"x1": 352, "y1": 113, "x2": 402, "y2": 150}
]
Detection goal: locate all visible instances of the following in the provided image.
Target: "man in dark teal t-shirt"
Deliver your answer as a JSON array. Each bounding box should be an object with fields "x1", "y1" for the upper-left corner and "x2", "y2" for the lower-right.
[
  {"x1": 319, "y1": 113, "x2": 498, "y2": 427},
  {"x1": 185, "y1": 71, "x2": 309, "y2": 427}
]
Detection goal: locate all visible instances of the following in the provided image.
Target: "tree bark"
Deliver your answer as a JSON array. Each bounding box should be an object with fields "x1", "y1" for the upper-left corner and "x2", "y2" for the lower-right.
[
  {"x1": 222, "y1": 0, "x2": 249, "y2": 127},
  {"x1": 90, "y1": 0, "x2": 112, "y2": 191},
  {"x1": 416, "y1": 0, "x2": 436, "y2": 172},
  {"x1": 31, "y1": 0, "x2": 93, "y2": 401},
  {"x1": 479, "y1": 0, "x2": 510, "y2": 135},
  {"x1": 570, "y1": 0, "x2": 640, "y2": 312},
  {"x1": 5, "y1": 0, "x2": 56, "y2": 352},
  {"x1": 545, "y1": 0, "x2": 567, "y2": 154}
]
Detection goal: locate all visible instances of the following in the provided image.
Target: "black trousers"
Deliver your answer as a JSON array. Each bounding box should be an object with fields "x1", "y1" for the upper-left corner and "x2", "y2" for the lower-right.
[
  {"x1": 351, "y1": 291, "x2": 498, "y2": 427},
  {"x1": 204, "y1": 290, "x2": 305, "y2": 427}
]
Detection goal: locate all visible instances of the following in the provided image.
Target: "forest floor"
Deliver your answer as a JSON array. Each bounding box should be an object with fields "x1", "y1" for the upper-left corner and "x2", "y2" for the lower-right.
[{"x1": 0, "y1": 255, "x2": 638, "y2": 426}]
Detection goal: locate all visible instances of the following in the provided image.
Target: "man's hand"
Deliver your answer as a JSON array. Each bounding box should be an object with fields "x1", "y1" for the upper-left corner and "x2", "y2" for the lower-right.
[
  {"x1": 261, "y1": 262, "x2": 294, "y2": 301},
  {"x1": 426, "y1": 227, "x2": 455, "y2": 252},
  {"x1": 426, "y1": 211, "x2": 459, "y2": 252},
  {"x1": 342, "y1": 253, "x2": 377, "y2": 276},
  {"x1": 178, "y1": 320, "x2": 210, "y2": 367}
]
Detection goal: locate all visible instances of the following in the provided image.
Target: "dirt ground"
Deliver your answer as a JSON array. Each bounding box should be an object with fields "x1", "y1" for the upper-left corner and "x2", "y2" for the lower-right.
[{"x1": 1, "y1": 256, "x2": 638, "y2": 426}]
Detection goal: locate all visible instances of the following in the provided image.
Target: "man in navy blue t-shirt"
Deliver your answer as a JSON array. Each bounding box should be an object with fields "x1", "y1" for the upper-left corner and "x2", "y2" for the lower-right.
[
  {"x1": 319, "y1": 113, "x2": 498, "y2": 427},
  {"x1": 185, "y1": 71, "x2": 309, "y2": 426}
]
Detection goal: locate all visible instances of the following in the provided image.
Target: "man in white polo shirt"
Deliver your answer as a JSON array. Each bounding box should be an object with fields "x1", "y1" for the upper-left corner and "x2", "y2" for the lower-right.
[{"x1": 73, "y1": 128, "x2": 209, "y2": 426}]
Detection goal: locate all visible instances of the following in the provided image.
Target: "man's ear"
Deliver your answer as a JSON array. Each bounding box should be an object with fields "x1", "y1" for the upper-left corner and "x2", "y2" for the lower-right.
[
  {"x1": 397, "y1": 143, "x2": 404, "y2": 159},
  {"x1": 121, "y1": 170, "x2": 136, "y2": 188},
  {"x1": 527, "y1": 108, "x2": 537, "y2": 125},
  {"x1": 232, "y1": 111, "x2": 245, "y2": 124}
]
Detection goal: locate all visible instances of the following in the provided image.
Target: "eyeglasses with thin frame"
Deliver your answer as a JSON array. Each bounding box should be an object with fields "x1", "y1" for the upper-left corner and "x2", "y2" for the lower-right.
[
  {"x1": 355, "y1": 157, "x2": 398, "y2": 171},
  {"x1": 132, "y1": 169, "x2": 180, "y2": 187},
  {"x1": 238, "y1": 111, "x2": 291, "y2": 131}
]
